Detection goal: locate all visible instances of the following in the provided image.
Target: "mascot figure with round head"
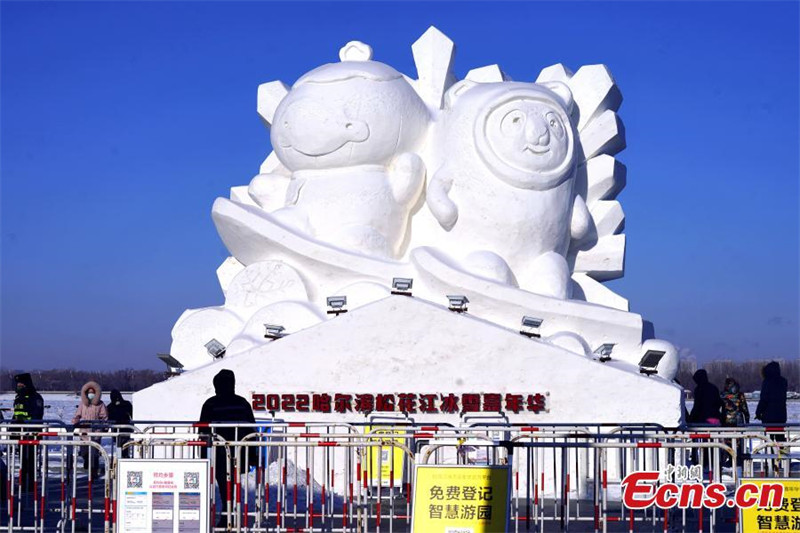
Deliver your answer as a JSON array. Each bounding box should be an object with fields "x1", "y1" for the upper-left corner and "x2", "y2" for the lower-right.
[
  {"x1": 425, "y1": 80, "x2": 591, "y2": 299},
  {"x1": 251, "y1": 41, "x2": 430, "y2": 260}
]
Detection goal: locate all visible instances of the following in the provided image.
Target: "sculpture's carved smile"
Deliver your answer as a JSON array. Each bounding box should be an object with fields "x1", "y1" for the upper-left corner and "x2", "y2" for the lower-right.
[
  {"x1": 290, "y1": 143, "x2": 350, "y2": 157},
  {"x1": 523, "y1": 144, "x2": 550, "y2": 155},
  {"x1": 276, "y1": 100, "x2": 370, "y2": 158}
]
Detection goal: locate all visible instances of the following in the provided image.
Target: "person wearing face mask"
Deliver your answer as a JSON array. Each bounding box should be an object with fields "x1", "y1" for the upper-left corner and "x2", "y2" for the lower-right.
[
  {"x1": 12, "y1": 373, "x2": 45, "y2": 492},
  {"x1": 71, "y1": 381, "x2": 108, "y2": 478},
  {"x1": 12, "y1": 373, "x2": 45, "y2": 423},
  {"x1": 720, "y1": 377, "x2": 750, "y2": 468}
]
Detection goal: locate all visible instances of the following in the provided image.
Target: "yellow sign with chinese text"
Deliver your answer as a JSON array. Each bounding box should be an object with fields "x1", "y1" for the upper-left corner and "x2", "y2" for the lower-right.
[
  {"x1": 366, "y1": 426, "x2": 406, "y2": 487},
  {"x1": 740, "y1": 478, "x2": 800, "y2": 533},
  {"x1": 411, "y1": 465, "x2": 510, "y2": 533}
]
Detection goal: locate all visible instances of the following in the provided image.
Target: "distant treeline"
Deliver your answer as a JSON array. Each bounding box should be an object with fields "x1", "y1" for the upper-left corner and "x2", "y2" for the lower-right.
[
  {"x1": 1, "y1": 368, "x2": 165, "y2": 393},
  {"x1": 676, "y1": 358, "x2": 799, "y2": 393}
]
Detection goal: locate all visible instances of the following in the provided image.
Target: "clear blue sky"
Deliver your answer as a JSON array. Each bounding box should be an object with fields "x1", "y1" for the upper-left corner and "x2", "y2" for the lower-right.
[{"x1": 1, "y1": 1, "x2": 798, "y2": 370}]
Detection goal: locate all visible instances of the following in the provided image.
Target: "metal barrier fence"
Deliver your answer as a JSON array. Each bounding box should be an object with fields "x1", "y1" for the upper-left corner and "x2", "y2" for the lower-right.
[{"x1": 0, "y1": 420, "x2": 797, "y2": 532}]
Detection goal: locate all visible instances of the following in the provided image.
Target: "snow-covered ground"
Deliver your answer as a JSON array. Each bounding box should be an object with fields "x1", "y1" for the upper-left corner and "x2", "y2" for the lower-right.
[{"x1": 2, "y1": 393, "x2": 799, "y2": 424}]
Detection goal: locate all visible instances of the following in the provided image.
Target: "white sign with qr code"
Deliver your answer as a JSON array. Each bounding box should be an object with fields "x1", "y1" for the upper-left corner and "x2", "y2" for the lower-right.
[{"x1": 116, "y1": 459, "x2": 210, "y2": 533}]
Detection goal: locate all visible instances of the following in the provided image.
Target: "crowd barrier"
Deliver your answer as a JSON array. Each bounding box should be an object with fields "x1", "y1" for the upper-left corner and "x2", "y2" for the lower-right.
[{"x1": 0, "y1": 420, "x2": 797, "y2": 532}]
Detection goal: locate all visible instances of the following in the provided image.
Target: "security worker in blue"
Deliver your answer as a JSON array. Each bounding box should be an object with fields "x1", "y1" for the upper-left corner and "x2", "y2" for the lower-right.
[{"x1": 12, "y1": 373, "x2": 44, "y2": 491}]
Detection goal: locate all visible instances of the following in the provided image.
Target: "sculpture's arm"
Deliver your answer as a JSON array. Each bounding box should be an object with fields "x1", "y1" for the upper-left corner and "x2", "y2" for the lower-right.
[
  {"x1": 427, "y1": 167, "x2": 458, "y2": 231},
  {"x1": 570, "y1": 194, "x2": 592, "y2": 241},
  {"x1": 248, "y1": 172, "x2": 292, "y2": 212},
  {"x1": 388, "y1": 152, "x2": 426, "y2": 207}
]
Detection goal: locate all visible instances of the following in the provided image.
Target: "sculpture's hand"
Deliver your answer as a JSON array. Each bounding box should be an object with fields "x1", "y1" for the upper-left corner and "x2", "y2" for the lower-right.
[
  {"x1": 284, "y1": 177, "x2": 305, "y2": 206},
  {"x1": 248, "y1": 173, "x2": 292, "y2": 212},
  {"x1": 570, "y1": 194, "x2": 592, "y2": 241},
  {"x1": 388, "y1": 152, "x2": 426, "y2": 206},
  {"x1": 427, "y1": 169, "x2": 458, "y2": 231}
]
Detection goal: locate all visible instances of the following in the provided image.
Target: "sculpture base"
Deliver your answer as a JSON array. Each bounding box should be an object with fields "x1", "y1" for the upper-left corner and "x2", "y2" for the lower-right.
[{"x1": 135, "y1": 295, "x2": 683, "y2": 427}]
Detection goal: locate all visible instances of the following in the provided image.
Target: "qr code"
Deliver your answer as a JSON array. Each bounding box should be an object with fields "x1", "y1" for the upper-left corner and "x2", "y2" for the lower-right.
[
  {"x1": 184, "y1": 472, "x2": 200, "y2": 489},
  {"x1": 127, "y1": 471, "x2": 143, "y2": 489}
]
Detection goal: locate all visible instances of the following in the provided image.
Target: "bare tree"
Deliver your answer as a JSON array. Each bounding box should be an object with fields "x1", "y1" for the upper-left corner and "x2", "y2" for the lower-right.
[{"x1": 1, "y1": 368, "x2": 165, "y2": 392}]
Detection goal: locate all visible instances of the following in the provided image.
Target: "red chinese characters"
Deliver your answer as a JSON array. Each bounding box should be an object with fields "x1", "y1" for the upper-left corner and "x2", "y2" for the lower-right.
[{"x1": 252, "y1": 392, "x2": 547, "y2": 415}]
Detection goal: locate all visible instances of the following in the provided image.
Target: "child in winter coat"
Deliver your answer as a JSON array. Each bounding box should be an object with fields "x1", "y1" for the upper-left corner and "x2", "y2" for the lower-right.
[{"x1": 721, "y1": 378, "x2": 750, "y2": 427}]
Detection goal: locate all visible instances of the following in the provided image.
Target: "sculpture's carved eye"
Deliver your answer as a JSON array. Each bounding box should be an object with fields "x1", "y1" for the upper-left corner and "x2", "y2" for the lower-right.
[
  {"x1": 501, "y1": 110, "x2": 526, "y2": 136},
  {"x1": 546, "y1": 111, "x2": 564, "y2": 139}
]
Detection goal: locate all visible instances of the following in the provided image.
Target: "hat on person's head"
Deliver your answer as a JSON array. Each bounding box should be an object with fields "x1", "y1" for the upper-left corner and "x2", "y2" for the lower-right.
[{"x1": 14, "y1": 373, "x2": 35, "y2": 390}]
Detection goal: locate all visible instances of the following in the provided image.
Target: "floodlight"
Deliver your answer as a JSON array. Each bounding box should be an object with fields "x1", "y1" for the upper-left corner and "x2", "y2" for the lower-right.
[
  {"x1": 264, "y1": 324, "x2": 286, "y2": 340},
  {"x1": 520, "y1": 316, "x2": 543, "y2": 338},
  {"x1": 638, "y1": 350, "x2": 666, "y2": 376},
  {"x1": 205, "y1": 338, "x2": 226, "y2": 359},
  {"x1": 157, "y1": 353, "x2": 184, "y2": 377},
  {"x1": 594, "y1": 343, "x2": 615, "y2": 362},
  {"x1": 391, "y1": 277, "x2": 413, "y2": 296},
  {"x1": 326, "y1": 295, "x2": 348, "y2": 316},
  {"x1": 447, "y1": 295, "x2": 469, "y2": 313}
]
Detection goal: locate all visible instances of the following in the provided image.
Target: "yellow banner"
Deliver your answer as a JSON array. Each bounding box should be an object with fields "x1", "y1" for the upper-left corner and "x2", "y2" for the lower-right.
[
  {"x1": 411, "y1": 465, "x2": 510, "y2": 533},
  {"x1": 740, "y1": 478, "x2": 800, "y2": 532},
  {"x1": 366, "y1": 426, "x2": 406, "y2": 487}
]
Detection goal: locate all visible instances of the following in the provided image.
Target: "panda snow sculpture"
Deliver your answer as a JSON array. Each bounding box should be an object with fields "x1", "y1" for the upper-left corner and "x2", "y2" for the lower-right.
[
  {"x1": 249, "y1": 43, "x2": 430, "y2": 260},
  {"x1": 425, "y1": 80, "x2": 591, "y2": 299}
]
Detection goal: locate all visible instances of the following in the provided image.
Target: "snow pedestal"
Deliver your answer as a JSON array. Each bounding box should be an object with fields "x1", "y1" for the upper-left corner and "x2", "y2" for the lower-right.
[
  {"x1": 135, "y1": 296, "x2": 682, "y2": 498},
  {"x1": 136, "y1": 296, "x2": 681, "y2": 424}
]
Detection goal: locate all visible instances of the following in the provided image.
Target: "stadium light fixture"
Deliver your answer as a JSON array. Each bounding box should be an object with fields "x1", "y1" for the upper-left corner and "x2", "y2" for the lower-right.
[
  {"x1": 205, "y1": 338, "x2": 226, "y2": 359},
  {"x1": 520, "y1": 316, "x2": 543, "y2": 338},
  {"x1": 594, "y1": 343, "x2": 615, "y2": 362},
  {"x1": 327, "y1": 296, "x2": 348, "y2": 316},
  {"x1": 157, "y1": 353, "x2": 184, "y2": 377},
  {"x1": 391, "y1": 277, "x2": 413, "y2": 296},
  {"x1": 447, "y1": 295, "x2": 469, "y2": 313},
  {"x1": 639, "y1": 350, "x2": 666, "y2": 376},
  {"x1": 264, "y1": 324, "x2": 286, "y2": 340}
]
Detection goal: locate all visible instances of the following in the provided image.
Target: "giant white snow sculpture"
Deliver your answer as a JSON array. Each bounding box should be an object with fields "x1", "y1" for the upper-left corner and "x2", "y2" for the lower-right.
[{"x1": 136, "y1": 27, "x2": 682, "y2": 427}]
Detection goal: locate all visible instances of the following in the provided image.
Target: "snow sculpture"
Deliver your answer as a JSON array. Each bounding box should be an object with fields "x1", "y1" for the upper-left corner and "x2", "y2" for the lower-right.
[
  {"x1": 425, "y1": 80, "x2": 590, "y2": 298},
  {"x1": 248, "y1": 41, "x2": 429, "y2": 259},
  {"x1": 159, "y1": 26, "x2": 680, "y2": 399}
]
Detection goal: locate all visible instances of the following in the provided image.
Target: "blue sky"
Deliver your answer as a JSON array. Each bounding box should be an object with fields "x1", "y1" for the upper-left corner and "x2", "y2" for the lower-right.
[{"x1": 1, "y1": 1, "x2": 798, "y2": 370}]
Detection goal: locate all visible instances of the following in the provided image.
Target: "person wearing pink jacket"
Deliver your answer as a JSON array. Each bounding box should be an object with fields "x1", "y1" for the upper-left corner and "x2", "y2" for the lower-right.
[{"x1": 71, "y1": 381, "x2": 108, "y2": 478}]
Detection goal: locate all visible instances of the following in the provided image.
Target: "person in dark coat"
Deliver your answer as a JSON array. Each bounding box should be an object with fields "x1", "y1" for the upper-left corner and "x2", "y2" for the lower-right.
[
  {"x1": 688, "y1": 369, "x2": 723, "y2": 424},
  {"x1": 107, "y1": 389, "x2": 134, "y2": 458},
  {"x1": 12, "y1": 373, "x2": 44, "y2": 422},
  {"x1": 198, "y1": 370, "x2": 257, "y2": 527},
  {"x1": 12, "y1": 373, "x2": 45, "y2": 492},
  {"x1": 755, "y1": 361, "x2": 788, "y2": 424},
  {"x1": 755, "y1": 361, "x2": 788, "y2": 470}
]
